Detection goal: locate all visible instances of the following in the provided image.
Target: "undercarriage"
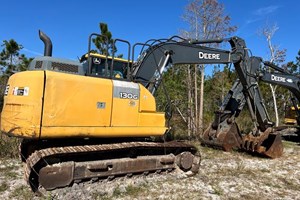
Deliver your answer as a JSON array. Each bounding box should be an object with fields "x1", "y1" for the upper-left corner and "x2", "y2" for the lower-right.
[{"x1": 21, "y1": 139, "x2": 201, "y2": 192}]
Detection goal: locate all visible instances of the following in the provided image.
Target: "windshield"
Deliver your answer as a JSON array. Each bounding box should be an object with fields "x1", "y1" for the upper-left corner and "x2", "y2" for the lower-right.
[{"x1": 82, "y1": 55, "x2": 131, "y2": 79}]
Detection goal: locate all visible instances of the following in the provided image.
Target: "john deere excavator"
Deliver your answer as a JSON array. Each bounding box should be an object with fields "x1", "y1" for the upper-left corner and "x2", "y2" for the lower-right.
[
  {"x1": 0, "y1": 30, "x2": 283, "y2": 192},
  {"x1": 202, "y1": 53, "x2": 300, "y2": 156}
]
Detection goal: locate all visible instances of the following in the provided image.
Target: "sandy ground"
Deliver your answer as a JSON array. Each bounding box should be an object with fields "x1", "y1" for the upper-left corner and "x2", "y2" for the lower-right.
[{"x1": 0, "y1": 140, "x2": 299, "y2": 200}]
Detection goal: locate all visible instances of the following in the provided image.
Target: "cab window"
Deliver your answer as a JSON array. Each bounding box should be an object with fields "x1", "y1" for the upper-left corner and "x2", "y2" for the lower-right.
[{"x1": 81, "y1": 55, "x2": 130, "y2": 79}]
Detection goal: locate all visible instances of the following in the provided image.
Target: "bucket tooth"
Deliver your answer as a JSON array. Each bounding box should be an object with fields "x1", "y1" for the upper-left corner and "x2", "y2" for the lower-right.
[
  {"x1": 260, "y1": 133, "x2": 283, "y2": 158},
  {"x1": 242, "y1": 128, "x2": 283, "y2": 159},
  {"x1": 201, "y1": 124, "x2": 283, "y2": 159}
]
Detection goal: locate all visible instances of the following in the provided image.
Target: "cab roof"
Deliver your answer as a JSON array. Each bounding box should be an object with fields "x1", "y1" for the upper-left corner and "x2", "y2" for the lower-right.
[{"x1": 80, "y1": 53, "x2": 132, "y2": 63}]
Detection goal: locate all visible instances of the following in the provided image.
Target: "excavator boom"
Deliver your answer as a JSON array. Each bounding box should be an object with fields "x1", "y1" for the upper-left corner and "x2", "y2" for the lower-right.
[{"x1": 130, "y1": 36, "x2": 283, "y2": 158}]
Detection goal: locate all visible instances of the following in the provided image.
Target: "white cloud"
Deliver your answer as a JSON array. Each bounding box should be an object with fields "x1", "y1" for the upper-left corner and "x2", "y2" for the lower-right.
[
  {"x1": 253, "y1": 5, "x2": 280, "y2": 16},
  {"x1": 246, "y1": 18, "x2": 262, "y2": 25},
  {"x1": 238, "y1": 5, "x2": 280, "y2": 34},
  {"x1": 21, "y1": 48, "x2": 43, "y2": 56}
]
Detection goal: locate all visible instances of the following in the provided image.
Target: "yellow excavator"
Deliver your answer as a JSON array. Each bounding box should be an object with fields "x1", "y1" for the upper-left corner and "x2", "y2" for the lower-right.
[
  {"x1": 284, "y1": 105, "x2": 300, "y2": 125},
  {"x1": 0, "y1": 30, "x2": 283, "y2": 192},
  {"x1": 1, "y1": 31, "x2": 201, "y2": 192}
]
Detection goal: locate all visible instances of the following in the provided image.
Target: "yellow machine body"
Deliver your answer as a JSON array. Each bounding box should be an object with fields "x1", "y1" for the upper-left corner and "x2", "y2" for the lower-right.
[
  {"x1": 1, "y1": 70, "x2": 167, "y2": 139},
  {"x1": 284, "y1": 106, "x2": 299, "y2": 125}
]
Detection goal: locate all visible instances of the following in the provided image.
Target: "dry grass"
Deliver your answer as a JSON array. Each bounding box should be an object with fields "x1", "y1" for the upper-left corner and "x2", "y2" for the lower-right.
[{"x1": 0, "y1": 138, "x2": 298, "y2": 200}]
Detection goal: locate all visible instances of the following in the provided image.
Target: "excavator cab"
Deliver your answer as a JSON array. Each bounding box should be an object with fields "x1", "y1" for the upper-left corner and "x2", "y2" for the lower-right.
[
  {"x1": 80, "y1": 53, "x2": 131, "y2": 79},
  {"x1": 81, "y1": 34, "x2": 132, "y2": 81}
]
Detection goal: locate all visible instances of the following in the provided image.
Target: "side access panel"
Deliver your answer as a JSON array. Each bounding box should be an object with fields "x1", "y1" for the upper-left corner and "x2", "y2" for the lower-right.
[{"x1": 41, "y1": 71, "x2": 113, "y2": 137}]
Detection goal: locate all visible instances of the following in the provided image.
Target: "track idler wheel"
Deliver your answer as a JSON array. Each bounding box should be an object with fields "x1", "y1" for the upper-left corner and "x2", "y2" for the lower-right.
[
  {"x1": 242, "y1": 128, "x2": 283, "y2": 159},
  {"x1": 176, "y1": 151, "x2": 201, "y2": 174}
]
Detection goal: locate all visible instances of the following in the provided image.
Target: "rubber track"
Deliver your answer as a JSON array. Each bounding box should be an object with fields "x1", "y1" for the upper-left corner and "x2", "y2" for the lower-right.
[{"x1": 25, "y1": 141, "x2": 197, "y2": 192}]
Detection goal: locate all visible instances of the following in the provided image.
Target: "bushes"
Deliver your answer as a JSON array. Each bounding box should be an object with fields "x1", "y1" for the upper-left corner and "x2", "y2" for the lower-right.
[
  {"x1": 0, "y1": 134, "x2": 20, "y2": 159},
  {"x1": 0, "y1": 76, "x2": 19, "y2": 159},
  {"x1": 0, "y1": 76, "x2": 8, "y2": 110}
]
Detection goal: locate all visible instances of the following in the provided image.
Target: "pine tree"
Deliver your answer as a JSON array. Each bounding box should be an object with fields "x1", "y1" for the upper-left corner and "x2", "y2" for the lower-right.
[
  {"x1": 0, "y1": 39, "x2": 23, "y2": 74},
  {"x1": 92, "y1": 22, "x2": 118, "y2": 56}
]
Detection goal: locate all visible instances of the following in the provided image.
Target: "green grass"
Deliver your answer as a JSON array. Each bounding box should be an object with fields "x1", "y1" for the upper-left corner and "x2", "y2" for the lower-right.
[
  {"x1": 0, "y1": 134, "x2": 20, "y2": 159},
  {"x1": 0, "y1": 165, "x2": 17, "y2": 173},
  {"x1": 0, "y1": 181, "x2": 9, "y2": 193},
  {"x1": 114, "y1": 184, "x2": 148, "y2": 198},
  {"x1": 212, "y1": 185, "x2": 223, "y2": 195},
  {"x1": 260, "y1": 168, "x2": 271, "y2": 173},
  {"x1": 9, "y1": 185, "x2": 34, "y2": 200},
  {"x1": 92, "y1": 183, "x2": 149, "y2": 199},
  {"x1": 124, "y1": 184, "x2": 146, "y2": 197},
  {"x1": 239, "y1": 194, "x2": 257, "y2": 200},
  {"x1": 278, "y1": 177, "x2": 299, "y2": 191},
  {"x1": 282, "y1": 140, "x2": 299, "y2": 149},
  {"x1": 5, "y1": 171, "x2": 18, "y2": 179},
  {"x1": 0, "y1": 161, "x2": 20, "y2": 179},
  {"x1": 199, "y1": 145, "x2": 223, "y2": 159}
]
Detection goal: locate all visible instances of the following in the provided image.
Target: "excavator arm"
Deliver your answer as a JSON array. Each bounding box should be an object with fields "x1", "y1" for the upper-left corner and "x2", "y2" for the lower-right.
[
  {"x1": 202, "y1": 56, "x2": 283, "y2": 158},
  {"x1": 259, "y1": 60, "x2": 300, "y2": 101},
  {"x1": 259, "y1": 60, "x2": 300, "y2": 126},
  {"x1": 131, "y1": 36, "x2": 283, "y2": 158}
]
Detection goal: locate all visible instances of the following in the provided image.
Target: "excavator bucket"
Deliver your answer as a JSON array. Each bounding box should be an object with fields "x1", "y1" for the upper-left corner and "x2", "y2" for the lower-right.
[
  {"x1": 201, "y1": 123, "x2": 283, "y2": 159},
  {"x1": 242, "y1": 128, "x2": 283, "y2": 158},
  {"x1": 201, "y1": 122, "x2": 243, "y2": 151}
]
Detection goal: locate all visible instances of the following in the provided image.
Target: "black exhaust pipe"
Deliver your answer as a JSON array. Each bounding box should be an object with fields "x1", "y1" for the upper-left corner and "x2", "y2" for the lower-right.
[{"x1": 39, "y1": 30, "x2": 52, "y2": 57}]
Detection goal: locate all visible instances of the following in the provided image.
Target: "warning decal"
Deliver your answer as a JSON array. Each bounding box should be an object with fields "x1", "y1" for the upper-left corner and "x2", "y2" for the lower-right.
[{"x1": 12, "y1": 87, "x2": 30, "y2": 96}]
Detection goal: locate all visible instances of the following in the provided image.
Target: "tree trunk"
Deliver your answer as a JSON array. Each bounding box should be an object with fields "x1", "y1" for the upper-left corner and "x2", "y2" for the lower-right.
[
  {"x1": 264, "y1": 26, "x2": 281, "y2": 127},
  {"x1": 187, "y1": 65, "x2": 192, "y2": 138},
  {"x1": 198, "y1": 64, "x2": 204, "y2": 136},
  {"x1": 182, "y1": 0, "x2": 237, "y2": 138},
  {"x1": 270, "y1": 84, "x2": 279, "y2": 126},
  {"x1": 194, "y1": 65, "x2": 198, "y2": 132}
]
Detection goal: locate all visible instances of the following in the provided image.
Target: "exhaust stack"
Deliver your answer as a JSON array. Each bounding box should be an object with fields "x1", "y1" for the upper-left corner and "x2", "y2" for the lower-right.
[{"x1": 39, "y1": 30, "x2": 52, "y2": 57}]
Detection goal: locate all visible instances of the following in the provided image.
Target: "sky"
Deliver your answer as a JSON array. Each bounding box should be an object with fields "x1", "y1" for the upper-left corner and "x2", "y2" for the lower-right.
[{"x1": 1, "y1": 0, "x2": 299, "y2": 74}]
